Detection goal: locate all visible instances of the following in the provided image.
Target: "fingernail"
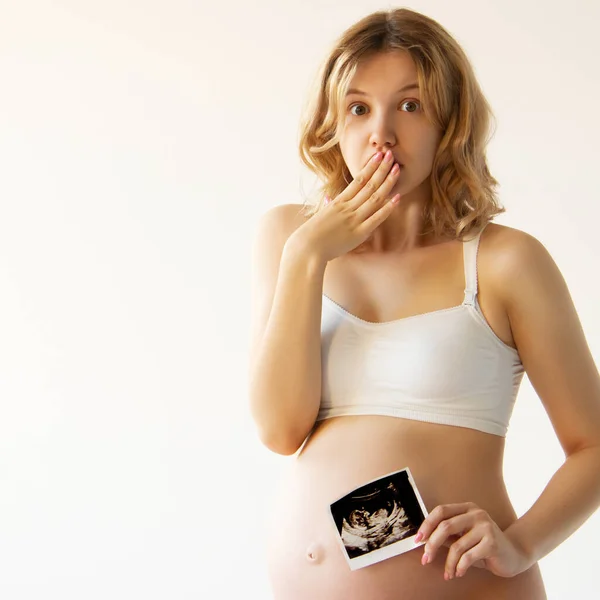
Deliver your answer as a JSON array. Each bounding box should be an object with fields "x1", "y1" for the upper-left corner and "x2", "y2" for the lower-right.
[
  {"x1": 415, "y1": 532, "x2": 422, "y2": 543},
  {"x1": 421, "y1": 553, "x2": 429, "y2": 566}
]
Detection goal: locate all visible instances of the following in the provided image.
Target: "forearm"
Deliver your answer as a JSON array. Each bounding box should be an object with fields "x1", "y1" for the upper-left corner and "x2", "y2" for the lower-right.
[{"x1": 504, "y1": 444, "x2": 600, "y2": 571}]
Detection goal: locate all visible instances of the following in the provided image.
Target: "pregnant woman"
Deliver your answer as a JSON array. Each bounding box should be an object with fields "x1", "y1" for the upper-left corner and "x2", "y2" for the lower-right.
[{"x1": 248, "y1": 7, "x2": 600, "y2": 599}]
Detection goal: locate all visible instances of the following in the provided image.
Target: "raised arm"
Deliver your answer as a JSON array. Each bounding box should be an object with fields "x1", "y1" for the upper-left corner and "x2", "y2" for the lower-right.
[{"x1": 248, "y1": 205, "x2": 326, "y2": 455}]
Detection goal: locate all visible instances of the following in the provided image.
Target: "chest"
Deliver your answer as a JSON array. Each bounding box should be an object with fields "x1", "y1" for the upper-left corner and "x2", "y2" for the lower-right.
[{"x1": 322, "y1": 241, "x2": 516, "y2": 350}]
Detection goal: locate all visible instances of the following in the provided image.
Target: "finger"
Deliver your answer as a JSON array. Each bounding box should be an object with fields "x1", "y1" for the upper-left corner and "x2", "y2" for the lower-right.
[
  {"x1": 444, "y1": 528, "x2": 482, "y2": 580},
  {"x1": 355, "y1": 160, "x2": 401, "y2": 221},
  {"x1": 343, "y1": 150, "x2": 395, "y2": 207},
  {"x1": 441, "y1": 533, "x2": 461, "y2": 549},
  {"x1": 348, "y1": 156, "x2": 400, "y2": 213},
  {"x1": 334, "y1": 150, "x2": 385, "y2": 203},
  {"x1": 416, "y1": 503, "x2": 476, "y2": 544},
  {"x1": 453, "y1": 536, "x2": 492, "y2": 579},
  {"x1": 422, "y1": 514, "x2": 474, "y2": 564},
  {"x1": 359, "y1": 192, "x2": 401, "y2": 235}
]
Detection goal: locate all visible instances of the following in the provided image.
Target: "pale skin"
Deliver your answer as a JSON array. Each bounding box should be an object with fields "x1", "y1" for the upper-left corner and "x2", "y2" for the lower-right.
[
  {"x1": 328, "y1": 50, "x2": 600, "y2": 582},
  {"x1": 412, "y1": 226, "x2": 600, "y2": 581},
  {"x1": 257, "y1": 50, "x2": 600, "y2": 598},
  {"x1": 337, "y1": 50, "x2": 442, "y2": 253}
]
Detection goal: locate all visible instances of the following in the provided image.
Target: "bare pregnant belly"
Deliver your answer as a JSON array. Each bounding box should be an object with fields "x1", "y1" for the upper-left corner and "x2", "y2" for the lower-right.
[{"x1": 264, "y1": 416, "x2": 546, "y2": 600}]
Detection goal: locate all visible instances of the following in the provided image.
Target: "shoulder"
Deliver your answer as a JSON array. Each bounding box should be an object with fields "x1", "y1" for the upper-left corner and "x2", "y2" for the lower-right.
[
  {"x1": 254, "y1": 203, "x2": 309, "y2": 241},
  {"x1": 479, "y1": 221, "x2": 539, "y2": 255},
  {"x1": 250, "y1": 203, "x2": 312, "y2": 277},
  {"x1": 479, "y1": 222, "x2": 554, "y2": 282},
  {"x1": 480, "y1": 222, "x2": 567, "y2": 315}
]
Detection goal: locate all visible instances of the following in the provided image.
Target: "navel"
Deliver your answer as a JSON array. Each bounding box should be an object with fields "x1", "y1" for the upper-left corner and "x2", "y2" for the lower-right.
[{"x1": 305, "y1": 542, "x2": 325, "y2": 564}]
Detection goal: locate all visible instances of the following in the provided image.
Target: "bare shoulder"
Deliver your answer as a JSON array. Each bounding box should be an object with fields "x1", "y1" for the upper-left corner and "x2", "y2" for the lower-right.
[
  {"x1": 281, "y1": 203, "x2": 311, "y2": 236},
  {"x1": 479, "y1": 221, "x2": 538, "y2": 254},
  {"x1": 253, "y1": 203, "x2": 309, "y2": 244},
  {"x1": 477, "y1": 222, "x2": 559, "y2": 332},
  {"x1": 480, "y1": 221, "x2": 579, "y2": 348},
  {"x1": 479, "y1": 222, "x2": 554, "y2": 287}
]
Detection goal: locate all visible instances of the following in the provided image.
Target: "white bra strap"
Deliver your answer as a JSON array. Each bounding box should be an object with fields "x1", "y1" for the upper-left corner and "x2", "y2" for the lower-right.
[{"x1": 463, "y1": 226, "x2": 485, "y2": 305}]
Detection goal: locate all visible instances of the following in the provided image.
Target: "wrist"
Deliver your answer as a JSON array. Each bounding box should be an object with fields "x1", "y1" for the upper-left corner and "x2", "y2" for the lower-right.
[
  {"x1": 503, "y1": 523, "x2": 536, "y2": 576},
  {"x1": 283, "y1": 233, "x2": 328, "y2": 272}
]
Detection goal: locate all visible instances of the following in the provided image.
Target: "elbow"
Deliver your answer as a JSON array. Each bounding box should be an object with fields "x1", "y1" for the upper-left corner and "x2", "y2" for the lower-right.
[
  {"x1": 258, "y1": 429, "x2": 304, "y2": 456},
  {"x1": 249, "y1": 394, "x2": 318, "y2": 456},
  {"x1": 253, "y1": 419, "x2": 311, "y2": 456}
]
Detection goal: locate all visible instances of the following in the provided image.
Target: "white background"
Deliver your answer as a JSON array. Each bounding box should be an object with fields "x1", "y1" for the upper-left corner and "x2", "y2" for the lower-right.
[{"x1": 0, "y1": 0, "x2": 598, "y2": 598}]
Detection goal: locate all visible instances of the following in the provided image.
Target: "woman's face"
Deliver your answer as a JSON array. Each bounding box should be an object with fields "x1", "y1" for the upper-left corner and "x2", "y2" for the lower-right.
[{"x1": 338, "y1": 50, "x2": 443, "y2": 200}]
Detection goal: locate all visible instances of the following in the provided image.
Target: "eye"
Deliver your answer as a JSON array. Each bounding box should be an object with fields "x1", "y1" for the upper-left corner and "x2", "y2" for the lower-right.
[
  {"x1": 400, "y1": 100, "x2": 420, "y2": 113},
  {"x1": 348, "y1": 100, "x2": 421, "y2": 116},
  {"x1": 348, "y1": 103, "x2": 367, "y2": 116}
]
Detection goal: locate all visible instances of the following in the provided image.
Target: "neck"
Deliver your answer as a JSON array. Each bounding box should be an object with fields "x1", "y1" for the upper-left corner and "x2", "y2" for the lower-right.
[{"x1": 364, "y1": 182, "x2": 443, "y2": 254}]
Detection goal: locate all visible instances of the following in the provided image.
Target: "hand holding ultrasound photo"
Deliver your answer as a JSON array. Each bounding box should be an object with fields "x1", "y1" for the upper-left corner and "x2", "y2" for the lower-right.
[{"x1": 329, "y1": 468, "x2": 429, "y2": 570}]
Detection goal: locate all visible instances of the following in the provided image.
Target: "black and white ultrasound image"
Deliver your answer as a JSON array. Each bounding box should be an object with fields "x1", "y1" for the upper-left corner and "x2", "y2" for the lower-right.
[{"x1": 330, "y1": 469, "x2": 426, "y2": 559}]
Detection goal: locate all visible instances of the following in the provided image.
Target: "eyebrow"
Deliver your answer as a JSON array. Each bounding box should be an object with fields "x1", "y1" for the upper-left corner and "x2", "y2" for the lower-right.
[{"x1": 345, "y1": 82, "x2": 419, "y2": 97}]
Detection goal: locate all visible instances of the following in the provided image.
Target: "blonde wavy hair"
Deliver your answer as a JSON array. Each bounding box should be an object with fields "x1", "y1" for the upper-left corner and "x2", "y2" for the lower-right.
[{"x1": 297, "y1": 7, "x2": 505, "y2": 243}]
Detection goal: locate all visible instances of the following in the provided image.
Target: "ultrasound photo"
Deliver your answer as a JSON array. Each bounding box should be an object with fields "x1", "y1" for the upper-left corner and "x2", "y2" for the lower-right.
[{"x1": 329, "y1": 467, "x2": 429, "y2": 570}]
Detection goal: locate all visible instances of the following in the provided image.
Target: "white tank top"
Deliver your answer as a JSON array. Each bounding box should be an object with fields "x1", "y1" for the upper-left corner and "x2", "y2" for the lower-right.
[{"x1": 317, "y1": 226, "x2": 525, "y2": 437}]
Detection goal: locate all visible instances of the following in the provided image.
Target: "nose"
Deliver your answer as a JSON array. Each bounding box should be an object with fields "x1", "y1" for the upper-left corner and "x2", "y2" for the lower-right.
[{"x1": 369, "y1": 117, "x2": 396, "y2": 151}]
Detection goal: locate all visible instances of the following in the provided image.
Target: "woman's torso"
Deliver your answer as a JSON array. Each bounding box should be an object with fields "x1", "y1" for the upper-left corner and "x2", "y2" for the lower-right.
[{"x1": 264, "y1": 206, "x2": 546, "y2": 599}]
